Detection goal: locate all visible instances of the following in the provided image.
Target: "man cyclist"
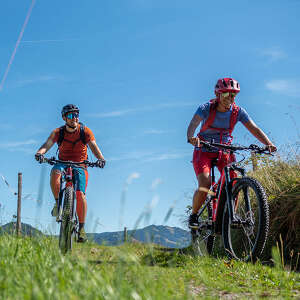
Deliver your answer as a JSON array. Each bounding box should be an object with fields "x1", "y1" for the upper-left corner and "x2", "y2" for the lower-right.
[
  {"x1": 187, "y1": 78, "x2": 277, "y2": 228},
  {"x1": 35, "y1": 104, "x2": 105, "y2": 242}
]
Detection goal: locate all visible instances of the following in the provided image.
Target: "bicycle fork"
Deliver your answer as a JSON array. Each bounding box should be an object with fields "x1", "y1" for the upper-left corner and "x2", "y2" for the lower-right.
[
  {"x1": 56, "y1": 167, "x2": 74, "y2": 223},
  {"x1": 224, "y1": 166, "x2": 253, "y2": 227}
]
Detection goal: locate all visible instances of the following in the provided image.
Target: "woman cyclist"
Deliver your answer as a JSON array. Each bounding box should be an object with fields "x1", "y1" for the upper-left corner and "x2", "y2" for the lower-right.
[{"x1": 187, "y1": 78, "x2": 277, "y2": 228}]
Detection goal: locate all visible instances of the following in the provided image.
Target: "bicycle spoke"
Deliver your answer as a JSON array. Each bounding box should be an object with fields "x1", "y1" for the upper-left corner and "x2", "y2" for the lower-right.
[{"x1": 223, "y1": 178, "x2": 269, "y2": 262}]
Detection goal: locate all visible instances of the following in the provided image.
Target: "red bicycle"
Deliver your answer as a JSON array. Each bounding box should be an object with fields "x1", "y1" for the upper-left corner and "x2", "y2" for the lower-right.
[{"x1": 191, "y1": 141, "x2": 272, "y2": 262}]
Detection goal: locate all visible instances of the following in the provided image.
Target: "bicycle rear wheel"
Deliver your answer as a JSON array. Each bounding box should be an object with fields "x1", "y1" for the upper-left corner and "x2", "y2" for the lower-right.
[
  {"x1": 222, "y1": 177, "x2": 269, "y2": 262},
  {"x1": 191, "y1": 201, "x2": 215, "y2": 256},
  {"x1": 59, "y1": 186, "x2": 75, "y2": 254}
]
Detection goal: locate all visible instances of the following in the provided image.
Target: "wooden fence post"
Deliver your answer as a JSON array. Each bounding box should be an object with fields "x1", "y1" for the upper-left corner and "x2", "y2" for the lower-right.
[
  {"x1": 124, "y1": 227, "x2": 127, "y2": 242},
  {"x1": 17, "y1": 172, "x2": 22, "y2": 236}
]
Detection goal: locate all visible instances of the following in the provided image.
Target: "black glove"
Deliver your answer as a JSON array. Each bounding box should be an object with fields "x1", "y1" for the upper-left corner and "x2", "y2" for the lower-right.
[
  {"x1": 35, "y1": 153, "x2": 45, "y2": 164},
  {"x1": 95, "y1": 159, "x2": 106, "y2": 168}
]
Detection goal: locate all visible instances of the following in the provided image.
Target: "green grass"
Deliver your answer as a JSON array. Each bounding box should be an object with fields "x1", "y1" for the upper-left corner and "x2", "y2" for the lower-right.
[
  {"x1": 0, "y1": 235, "x2": 299, "y2": 299},
  {"x1": 246, "y1": 153, "x2": 300, "y2": 268}
]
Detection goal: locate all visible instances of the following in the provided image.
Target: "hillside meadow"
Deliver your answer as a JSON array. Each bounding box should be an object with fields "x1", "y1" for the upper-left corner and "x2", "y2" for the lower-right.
[
  {"x1": 246, "y1": 147, "x2": 300, "y2": 269},
  {"x1": 0, "y1": 144, "x2": 299, "y2": 298},
  {"x1": 0, "y1": 234, "x2": 299, "y2": 299}
]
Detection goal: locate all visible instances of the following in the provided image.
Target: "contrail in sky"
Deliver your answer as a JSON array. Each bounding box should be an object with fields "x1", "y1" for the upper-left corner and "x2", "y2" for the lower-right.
[
  {"x1": 0, "y1": 0, "x2": 36, "y2": 91},
  {"x1": 21, "y1": 38, "x2": 81, "y2": 44}
]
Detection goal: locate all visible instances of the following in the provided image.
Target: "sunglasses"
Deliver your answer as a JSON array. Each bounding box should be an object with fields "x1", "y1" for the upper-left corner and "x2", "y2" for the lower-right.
[
  {"x1": 221, "y1": 92, "x2": 237, "y2": 98},
  {"x1": 66, "y1": 112, "x2": 79, "y2": 119}
]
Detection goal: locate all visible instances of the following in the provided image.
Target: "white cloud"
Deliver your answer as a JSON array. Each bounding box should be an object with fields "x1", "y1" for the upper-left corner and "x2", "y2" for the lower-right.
[
  {"x1": 265, "y1": 79, "x2": 300, "y2": 97},
  {"x1": 145, "y1": 151, "x2": 190, "y2": 162},
  {"x1": 108, "y1": 150, "x2": 190, "y2": 163},
  {"x1": 126, "y1": 172, "x2": 140, "y2": 184},
  {"x1": 261, "y1": 47, "x2": 286, "y2": 62},
  {"x1": 88, "y1": 102, "x2": 196, "y2": 118},
  {"x1": 14, "y1": 75, "x2": 60, "y2": 88},
  {"x1": 143, "y1": 129, "x2": 169, "y2": 135},
  {"x1": 92, "y1": 109, "x2": 136, "y2": 118},
  {"x1": 0, "y1": 139, "x2": 37, "y2": 148}
]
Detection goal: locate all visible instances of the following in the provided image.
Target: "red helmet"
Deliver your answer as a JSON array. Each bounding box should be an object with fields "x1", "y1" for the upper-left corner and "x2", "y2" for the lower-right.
[{"x1": 215, "y1": 78, "x2": 240, "y2": 95}]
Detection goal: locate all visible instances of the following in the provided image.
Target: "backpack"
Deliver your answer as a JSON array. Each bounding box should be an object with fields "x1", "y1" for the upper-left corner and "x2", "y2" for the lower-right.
[
  {"x1": 198, "y1": 99, "x2": 240, "y2": 144},
  {"x1": 57, "y1": 122, "x2": 87, "y2": 147}
]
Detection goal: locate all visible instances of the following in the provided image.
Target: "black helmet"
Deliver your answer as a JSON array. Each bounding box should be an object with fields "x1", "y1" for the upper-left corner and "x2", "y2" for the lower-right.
[{"x1": 61, "y1": 104, "x2": 79, "y2": 116}]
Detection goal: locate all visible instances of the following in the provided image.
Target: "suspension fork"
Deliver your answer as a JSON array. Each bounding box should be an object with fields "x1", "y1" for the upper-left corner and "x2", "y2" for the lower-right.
[
  {"x1": 57, "y1": 176, "x2": 65, "y2": 222},
  {"x1": 232, "y1": 164, "x2": 251, "y2": 213},
  {"x1": 65, "y1": 166, "x2": 76, "y2": 220},
  {"x1": 229, "y1": 165, "x2": 254, "y2": 224},
  {"x1": 71, "y1": 174, "x2": 78, "y2": 222}
]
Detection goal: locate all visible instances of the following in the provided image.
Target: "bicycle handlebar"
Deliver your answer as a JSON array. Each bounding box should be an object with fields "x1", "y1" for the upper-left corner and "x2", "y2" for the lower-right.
[
  {"x1": 42, "y1": 157, "x2": 102, "y2": 168},
  {"x1": 196, "y1": 141, "x2": 273, "y2": 155}
]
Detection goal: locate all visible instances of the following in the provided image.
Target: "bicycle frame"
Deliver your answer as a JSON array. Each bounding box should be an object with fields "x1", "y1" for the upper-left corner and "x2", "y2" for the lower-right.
[
  {"x1": 197, "y1": 153, "x2": 247, "y2": 234},
  {"x1": 56, "y1": 165, "x2": 80, "y2": 225},
  {"x1": 191, "y1": 141, "x2": 272, "y2": 259}
]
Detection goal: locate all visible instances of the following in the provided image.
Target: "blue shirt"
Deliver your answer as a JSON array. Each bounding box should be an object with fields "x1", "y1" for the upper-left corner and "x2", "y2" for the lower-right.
[{"x1": 195, "y1": 101, "x2": 251, "y2": 144}]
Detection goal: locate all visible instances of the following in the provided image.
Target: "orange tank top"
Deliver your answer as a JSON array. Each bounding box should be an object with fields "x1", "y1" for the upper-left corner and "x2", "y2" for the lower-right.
[{"x1": 53, "y1": 125, "x2": 95, "y2": 162}]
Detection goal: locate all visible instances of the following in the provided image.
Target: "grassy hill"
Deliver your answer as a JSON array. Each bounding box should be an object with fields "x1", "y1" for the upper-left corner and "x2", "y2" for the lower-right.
[
  {"x1": 0, "y1": 222, "x2": 190, "y2": 249},
  {"x1": 0, "y1": 235, "x2": 299, "y2": 299},
  {"x1": 246, "y1": 151, "x2": 300, "y2": 268},
  {"x1": 0, "y1": 222, "x2": 43, "y2": 236}
]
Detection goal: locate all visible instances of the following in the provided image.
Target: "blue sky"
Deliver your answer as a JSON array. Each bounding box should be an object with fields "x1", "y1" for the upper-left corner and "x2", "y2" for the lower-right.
[{"x1": 0, "y1": 0, "x2": 299, "y2": 233}]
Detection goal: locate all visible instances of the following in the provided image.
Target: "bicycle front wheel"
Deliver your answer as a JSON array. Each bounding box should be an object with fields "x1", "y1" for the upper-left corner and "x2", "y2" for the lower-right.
[
  {"x1": 59, "y1": 186, "x2": 75, "y2": 254},
  {"x1": 222, "y1": 177, "x2": 269, "y2": 262}
]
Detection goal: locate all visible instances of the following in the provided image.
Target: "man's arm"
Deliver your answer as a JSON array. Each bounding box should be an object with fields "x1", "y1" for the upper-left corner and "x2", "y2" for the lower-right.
[
  {"x1": 36, "y1": 131, "x2": 56, "y2": 155},
  {"x1": 243, "y1": 120, "x2": 277, "y2": 152},
  {"x1": 88, "y1": 140, "x2": 105, "y2": 160},
  {"x1": 187, "y1": 114, "x2": 203, "y2": 146}
]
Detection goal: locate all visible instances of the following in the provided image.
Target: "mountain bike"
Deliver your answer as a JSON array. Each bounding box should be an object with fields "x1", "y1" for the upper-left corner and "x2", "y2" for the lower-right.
[
  {"x1": 42, "y1": 157, "x2": 100, "y2": 254},
  {"x1": 190, "y1": 141, "x2": 272, "y2": 262}
]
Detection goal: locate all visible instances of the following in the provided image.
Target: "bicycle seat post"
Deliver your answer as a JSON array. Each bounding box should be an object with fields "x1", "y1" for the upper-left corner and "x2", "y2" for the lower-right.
[{"x1": 211, "y1": 159, "x2": 217, "y2": 185}]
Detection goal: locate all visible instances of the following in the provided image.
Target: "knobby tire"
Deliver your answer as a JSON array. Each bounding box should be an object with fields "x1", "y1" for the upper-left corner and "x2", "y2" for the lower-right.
[
  {"x1": 222, "y1": 177, "x2": 269, "y2": 262},
  {"x1": 59, "y1": 186, "x2": 75, "y2": 254}
]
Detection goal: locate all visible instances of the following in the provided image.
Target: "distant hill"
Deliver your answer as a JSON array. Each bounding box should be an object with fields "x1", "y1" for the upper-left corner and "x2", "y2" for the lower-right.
[
  {"x1": 88, "y1": 225, "x2": 191, "y2": 248},
  {"x1": 0, "y1": 223, "x2": 191, "y2": 248},
  {"x1": 0, "y1": 222, "x2": 43, "y2": 237}
]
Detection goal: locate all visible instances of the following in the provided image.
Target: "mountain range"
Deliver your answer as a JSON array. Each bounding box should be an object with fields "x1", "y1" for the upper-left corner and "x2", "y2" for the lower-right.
[
  {"x1": 87, "y1": 225, "x2": 191, "y2": 248},
  {"x1": 0, "y1": 222, "x2": 191, "y2": 248}
]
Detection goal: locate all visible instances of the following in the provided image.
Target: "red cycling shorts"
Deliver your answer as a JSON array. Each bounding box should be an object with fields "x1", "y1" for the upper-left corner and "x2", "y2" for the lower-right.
[{"x1": 192, "y1": 148, "x2": 235, "y2": 176}]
